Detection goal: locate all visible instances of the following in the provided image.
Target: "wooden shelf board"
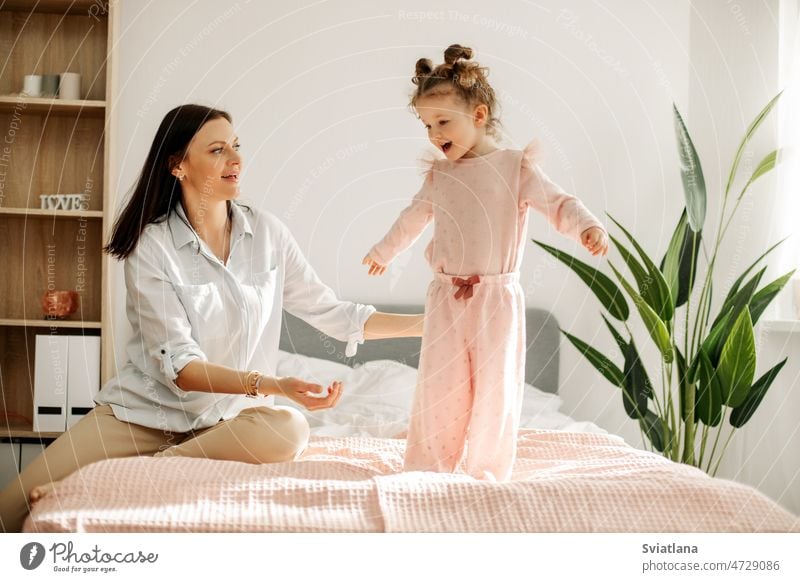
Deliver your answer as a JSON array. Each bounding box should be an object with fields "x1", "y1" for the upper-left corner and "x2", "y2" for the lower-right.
[
  {"x1": 0, "y1": 318, "x2": 102, "y2": 329},
  {"x1": 0, "y1": 0, "x2": 104, "y2": 16},
  {"x1": 0, "y1": 96, "x2": 106, "y2": 115},
  {"x1": 0, "y1": 423, "x2": 60, "y2": 440},
  {"x1": 0, "y1": 207, "x2": 103, "y2": 219}
]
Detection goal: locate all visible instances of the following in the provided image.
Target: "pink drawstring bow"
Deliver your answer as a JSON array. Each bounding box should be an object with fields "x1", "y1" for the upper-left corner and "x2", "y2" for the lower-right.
[{"x1": 452, "y1": 275, "x2": 481, "y2": 300}]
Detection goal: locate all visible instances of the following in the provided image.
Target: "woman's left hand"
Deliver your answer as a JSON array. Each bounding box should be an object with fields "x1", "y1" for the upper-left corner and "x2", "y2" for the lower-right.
[
  {"x1": 274, "y1": 376, "x2": 344, "y2": 411},
  {"x1": 581, "y1": 226, "x2": 609, "y2": 257}
]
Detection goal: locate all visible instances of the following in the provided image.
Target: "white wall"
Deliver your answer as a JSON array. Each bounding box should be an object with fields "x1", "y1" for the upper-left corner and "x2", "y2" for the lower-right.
[{"x1": 111, "y1": 0, "x2": 691, "y2": 450}]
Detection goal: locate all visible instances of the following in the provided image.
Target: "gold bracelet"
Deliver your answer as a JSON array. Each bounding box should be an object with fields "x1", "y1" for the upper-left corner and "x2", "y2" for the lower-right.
[{"x1": 243, "y1": 370, "x2": 262, "y2": 398}]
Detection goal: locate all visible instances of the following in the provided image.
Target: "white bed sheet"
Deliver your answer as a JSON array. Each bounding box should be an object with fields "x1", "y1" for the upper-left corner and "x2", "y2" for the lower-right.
[{"x1": 274, "y1": 351, "x2": 606, "y2": 438}]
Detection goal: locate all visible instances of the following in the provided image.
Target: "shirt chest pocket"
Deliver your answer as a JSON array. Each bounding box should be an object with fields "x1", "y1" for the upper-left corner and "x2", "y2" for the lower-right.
[
  {"x1": 173, "y1": 282, "x2": 229, "y2": 345},
  {"x1": 241, "y1": 266, "x2": 278, "y2": 333}
]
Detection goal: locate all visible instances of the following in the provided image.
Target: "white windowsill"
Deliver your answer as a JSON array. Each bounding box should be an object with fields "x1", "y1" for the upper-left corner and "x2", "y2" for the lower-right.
[{"x1": 758, "y1": 319, "x2": 800, "y2": 333}]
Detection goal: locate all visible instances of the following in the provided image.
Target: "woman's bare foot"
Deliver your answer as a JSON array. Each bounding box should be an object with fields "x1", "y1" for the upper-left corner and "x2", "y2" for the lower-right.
[{"x1": 29, "y1": 481, "x2": 59, "y2": 504}]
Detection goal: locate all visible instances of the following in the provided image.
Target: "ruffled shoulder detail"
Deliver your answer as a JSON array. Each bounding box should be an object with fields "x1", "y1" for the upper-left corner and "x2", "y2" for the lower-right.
[
  {"x1": 416, "y1": 148, "x2": 441, "y2": 182},
  {"x1": 520, "y1": 138, "x2": 543, "y2": 170}
]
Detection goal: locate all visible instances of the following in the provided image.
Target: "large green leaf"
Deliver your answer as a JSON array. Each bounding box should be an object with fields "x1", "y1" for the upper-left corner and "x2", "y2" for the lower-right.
[
  {"x1": 622, "y1": 339, "x2": 653, "y2": 419},
  {"x1": 739, "y1": 149, "x2": 781, "y2": 198},
  {"x1": 640, "y1": 409, "x2": 669, "y2": 453},
  {"x1": 704, "y1": 267, "x2": 766, "y2": 365},
  {"x1": 673, "y1": 104, "x2": 707, "y2": 232},
  {"x1": 717, "y1": 309, "x2": 756, "y2": 408},
  {"x1": 609, "y1": 234, "x2": 652, "y2": 303},
  {"x1": 711, "y1": 266, "x2": 766, "y2": 331},
  {"x1": 725, "y1": 91, "x2": 782, "y2": 197},
  {"x1": 609, "y1": 263, "x2": 674, "y2": 363},
  {"x1": 730, "y1": 359, "x2": 787, "y2": 427},
  {"x1": 695, "y1": 349, "x2": 723, "y2": 427},
  {"x1": 721, "y1": 238, "x2": 786, "y2": 309},
  {"x1": 561, "y1": 330, "x2": 624, "y2": 388},
  {"x1": 696, "y1": 313, "x2": 729, "y2": 374},
  {"x1": 607, "y1": 214, "x2": 674, "y2": 321},
  {"x1": 749, "y1": 269, "x2": 796, "y2": 324},
  {"x1": 660, "y1": 209, "x2": 702, "y2": 307},
  {"x1": 533, "y1": 240, "x2": 630, "y2": 321},
  {"x1": 601, "y1": 314, "x2": 628, "y2": 355}
]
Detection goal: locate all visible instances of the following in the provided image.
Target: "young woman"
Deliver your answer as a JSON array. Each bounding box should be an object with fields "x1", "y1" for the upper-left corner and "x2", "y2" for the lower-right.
[{"x1": 0, "y1": 104, "x2": 422, "y2": 532}]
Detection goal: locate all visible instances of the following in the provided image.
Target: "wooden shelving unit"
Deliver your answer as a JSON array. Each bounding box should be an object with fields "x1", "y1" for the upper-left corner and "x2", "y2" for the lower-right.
[{"x1": 0, "y1": 0, "x2": 116, "y2": 440}]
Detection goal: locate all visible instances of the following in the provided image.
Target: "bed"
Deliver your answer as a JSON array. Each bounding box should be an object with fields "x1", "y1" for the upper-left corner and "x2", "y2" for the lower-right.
[{"x1": 23, "y1": 306, "x2": 800, "y2": 532}]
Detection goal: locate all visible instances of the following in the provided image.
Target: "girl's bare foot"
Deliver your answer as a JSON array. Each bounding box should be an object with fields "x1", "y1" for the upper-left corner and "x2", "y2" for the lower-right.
[{"x1": 29, "y1": 481, "x2": 58, "y2": 504}]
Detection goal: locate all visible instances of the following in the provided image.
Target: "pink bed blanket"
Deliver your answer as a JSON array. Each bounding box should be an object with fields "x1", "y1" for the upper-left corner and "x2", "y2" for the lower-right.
[{"x1": 23, "y1": 429, "x2": 799, "y2": 532}]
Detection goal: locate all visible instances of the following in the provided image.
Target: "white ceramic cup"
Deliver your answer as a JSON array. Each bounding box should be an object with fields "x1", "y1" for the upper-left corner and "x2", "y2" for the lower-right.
[
  {"x1": 58, "y1": 72, "x2": 81, "y2": 100},
  {"x1": 22, "y1": 75, "x2": 43, "y2": 97},
  {"x1": 40, "y1": 74, "x2": 59, "y2": 97}
]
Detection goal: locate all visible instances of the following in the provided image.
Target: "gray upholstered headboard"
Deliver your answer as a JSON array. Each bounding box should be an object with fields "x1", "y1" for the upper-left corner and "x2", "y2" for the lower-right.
[{"x1": 279, "y1": 305, "x2": 560, "y2": 394}]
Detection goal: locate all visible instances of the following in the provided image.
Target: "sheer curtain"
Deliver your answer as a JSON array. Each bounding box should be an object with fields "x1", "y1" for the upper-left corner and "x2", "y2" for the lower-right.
[{"x1": 777, "y1": 0, "x2": 800, "y2": 318}]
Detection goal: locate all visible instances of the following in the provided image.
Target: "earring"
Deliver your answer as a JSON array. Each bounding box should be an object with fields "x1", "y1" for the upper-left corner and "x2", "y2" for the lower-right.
[{"x1": 177, "y1": 173, "x2": 185, "y2": 181}]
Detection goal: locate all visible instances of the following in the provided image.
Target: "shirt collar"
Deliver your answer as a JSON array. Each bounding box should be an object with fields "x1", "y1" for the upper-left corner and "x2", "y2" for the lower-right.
[
  {"x1": 230, "y1": 201, "x2": 254, "y2": 241},
  {"x1": 169, "y1": 200, "x2": 254, "y2": 250}
]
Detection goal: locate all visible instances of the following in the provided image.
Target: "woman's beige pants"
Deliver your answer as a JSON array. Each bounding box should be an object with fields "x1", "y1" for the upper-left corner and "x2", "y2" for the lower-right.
[{"x1": 0, "y1": 404, "x2": 310, "y2": 532}]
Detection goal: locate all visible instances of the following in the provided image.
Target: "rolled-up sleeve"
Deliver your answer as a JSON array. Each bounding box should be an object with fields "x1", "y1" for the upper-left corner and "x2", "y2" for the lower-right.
[
  {"x1": 279, "y1": 222, "x2": 376, "y2": 356},
  {"x1": 125, "y1": 237, "x2": 207, "y2": 398}
]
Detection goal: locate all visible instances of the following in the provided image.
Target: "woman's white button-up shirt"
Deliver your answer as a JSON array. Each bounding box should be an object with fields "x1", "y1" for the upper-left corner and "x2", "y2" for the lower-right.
[{"x1": 95, "y1": 201, "x2": 376, "y2": 432}]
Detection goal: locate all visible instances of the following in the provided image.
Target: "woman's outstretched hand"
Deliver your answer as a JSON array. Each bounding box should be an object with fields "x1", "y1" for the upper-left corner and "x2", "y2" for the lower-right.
[
  {"x1": 273, "y1": 376, "x2": 343, "y2": 411},
  {"x1": 362, "y1": 253, "x2": 387, "y2": 276}
]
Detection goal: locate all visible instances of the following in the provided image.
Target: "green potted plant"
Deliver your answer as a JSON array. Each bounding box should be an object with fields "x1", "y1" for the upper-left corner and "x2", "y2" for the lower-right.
[{"x1": 534, "y1": 93, "x2": 792, "y2": 475}]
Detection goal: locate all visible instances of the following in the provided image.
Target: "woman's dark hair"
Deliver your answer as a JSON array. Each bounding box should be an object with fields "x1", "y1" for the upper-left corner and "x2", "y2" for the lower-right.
[
  {"x1": 411, "y1": 44, "x2": 500, "y2": 138},
  {"x1": 103, "y1": 104, "x2": 232, "y2": 260}
]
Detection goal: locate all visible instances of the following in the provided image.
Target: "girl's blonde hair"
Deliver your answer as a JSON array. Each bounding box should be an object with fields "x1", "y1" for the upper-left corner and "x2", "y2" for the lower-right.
[{"x1": 410, "y1": 44, "x2": 500, "y2": 138}]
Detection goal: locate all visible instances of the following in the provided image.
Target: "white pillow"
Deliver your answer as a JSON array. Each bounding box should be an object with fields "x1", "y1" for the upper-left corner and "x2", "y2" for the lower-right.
[
  {"x1": 275, "y1": 350, "x2": 352, "y2": 386},
  {"x1": 275, "y1": 351, "x2": 606, "y2": 437},
  {"x1": 275, "y1": 352, "x2": 416, "y2": 438}
]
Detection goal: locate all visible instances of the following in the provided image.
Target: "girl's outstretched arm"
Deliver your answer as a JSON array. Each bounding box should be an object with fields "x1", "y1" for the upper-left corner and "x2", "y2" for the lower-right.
[
  {"x1": 519, "y1": 141, "x2": 605, "y2": 245},
  {"x1": 365, "y1": 169, "x2": 435, "y2": 271}
]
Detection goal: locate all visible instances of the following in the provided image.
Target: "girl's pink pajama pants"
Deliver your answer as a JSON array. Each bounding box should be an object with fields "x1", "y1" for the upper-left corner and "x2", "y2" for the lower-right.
[{"x1": 403, "y1": 271, "x2": 526, "y2": 482}]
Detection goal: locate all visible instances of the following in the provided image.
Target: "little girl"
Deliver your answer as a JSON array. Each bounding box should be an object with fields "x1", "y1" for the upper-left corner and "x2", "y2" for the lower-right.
[{"x1": 363, "y1": 44, "x2": 609, "y2": 482}]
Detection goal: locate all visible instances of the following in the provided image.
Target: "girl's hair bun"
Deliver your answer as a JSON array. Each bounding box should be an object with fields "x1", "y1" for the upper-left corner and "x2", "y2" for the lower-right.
[
  {"x1": 444, "y1": 44, "x2": 473, "y2": 65},
  {"x1": 413, "y1": 58, "x2": 434, "y2": 85}
]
